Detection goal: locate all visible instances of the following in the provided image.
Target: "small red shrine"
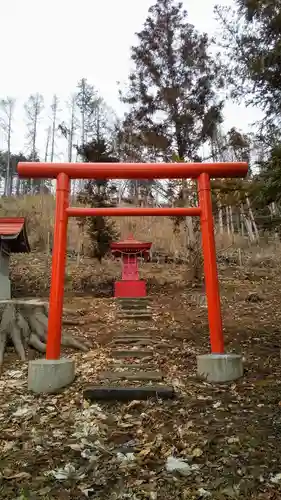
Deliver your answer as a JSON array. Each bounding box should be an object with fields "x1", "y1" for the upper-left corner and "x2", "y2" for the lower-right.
[{"x1": 110, "y1": 234, "x2": 152, "y2": 298}]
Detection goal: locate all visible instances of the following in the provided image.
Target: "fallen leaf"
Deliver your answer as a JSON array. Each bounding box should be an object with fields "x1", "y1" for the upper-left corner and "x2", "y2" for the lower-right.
[
  {"x1": 192, "y1": 447, "x2": 203, "y2": 457},
  {"x1": 3, "y1": 471, "x2": 31, "y2": 480}
]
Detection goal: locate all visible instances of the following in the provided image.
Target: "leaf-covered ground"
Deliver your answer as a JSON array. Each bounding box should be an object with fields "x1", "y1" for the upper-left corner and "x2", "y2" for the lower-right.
[{"x1": 1, "y1": 262, "x2": 281, "y2": 499}]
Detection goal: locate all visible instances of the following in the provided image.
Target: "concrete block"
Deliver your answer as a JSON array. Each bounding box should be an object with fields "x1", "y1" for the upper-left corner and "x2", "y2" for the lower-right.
[
  {"x1": 197, "y1": 353, "x2": 243, "y2": 383},
  {"x1": 28, "y1": 358, "x2": 75, "y2": 393},
  {"x1": 0, "y1": 276, "x2": 11, "y2": 299}
]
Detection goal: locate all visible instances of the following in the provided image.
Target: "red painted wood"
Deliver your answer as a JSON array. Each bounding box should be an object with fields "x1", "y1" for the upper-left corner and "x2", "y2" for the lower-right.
[{"x1": 114, "y1": 280, "x2": 146, "y2": 298}]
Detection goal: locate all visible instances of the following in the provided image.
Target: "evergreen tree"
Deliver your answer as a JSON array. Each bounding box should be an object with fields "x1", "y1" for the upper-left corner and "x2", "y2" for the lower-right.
[
  {"x1": 76, "y1": 78, "x2": 98, "y2": 145},
  {"x1": 0, "y1": 151, "x2": 30, "y2": 195},
  {"x1": 254, "y1": 145, "x2": 281, "y2": 206},
  {"x1": 77, "y1": 138, "x2": 119, "y2": 262},
  {"x1": 120, "y1": 0, "x2": 224, "y2": 161},
  {"x1": 215, "y1": 0, "x2": 281, "y2": 127},
  {"x1": 215, "y1": 1, "x2": 281, "y2": 216}
]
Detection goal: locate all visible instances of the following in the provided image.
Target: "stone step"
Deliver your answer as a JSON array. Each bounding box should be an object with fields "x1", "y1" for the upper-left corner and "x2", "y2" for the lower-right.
[
  {"x1": 117, "y1": 305, "x2": 151, "y2": 310},
  {"x1": 119, "y1": 303, "x2": 151, "y2": 311},
  {"x1": 112, "y1": 349, "x2": 153, "y2": 359},
  {"x1": 117, "y1": 308, "x2": 150, "y2": 312},
  {"x1": 114, "y1": 333, "x2": 151, "y2": 339},
  {"x1": 108, "y1": 363, "x2": 156, "y2": 370},
  {"x1": 99, "y1": 370, "x2": 164, "y2": 381},
  {"x1": 118, "y1": 306, "x2": 152, "y2": 312},
  {"x1": 84, "y1": 385, "x2": 175, "y2": 402},
  {"x1": 113, "y1": 337, "x2": 159, "y2": 343},
  {"x1": 117, "y1": 301, "x2": 152, "y2": 308},
  {"x1": 111, "y1": 339, "x2": 156, "y2": 347},
  {"x1": 118, "y1": 313, "x2": 152, "y2": 321}
]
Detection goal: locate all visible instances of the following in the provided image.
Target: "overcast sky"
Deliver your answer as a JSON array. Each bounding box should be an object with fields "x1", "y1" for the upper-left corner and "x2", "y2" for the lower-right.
[{"x1": 0, "y1": 0, "x2": 263, "y2": 158}]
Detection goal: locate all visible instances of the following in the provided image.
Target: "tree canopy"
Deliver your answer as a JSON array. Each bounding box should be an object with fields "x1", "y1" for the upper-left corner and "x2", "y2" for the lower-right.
[
  {"x1": 121, "y1": 0, "x2": 224, "y2": 161},
  {"x1": 215, "y1": 0, "x2": 281, "y2": 128}
]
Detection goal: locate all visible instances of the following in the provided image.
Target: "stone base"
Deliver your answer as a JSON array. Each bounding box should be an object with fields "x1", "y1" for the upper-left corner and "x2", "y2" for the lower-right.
[
  {"x1": 114, "y1": 280, "x2": 146, "y2": 298},
  {"x1": 197, "y1": 353, "x2": 243, "y2": 383},
  {"x1": 0, "y1": 276, "x2": 11, "y2": 299},
  {"x1": 28, "y1": 358, "x2": 75, "y2": 393}
]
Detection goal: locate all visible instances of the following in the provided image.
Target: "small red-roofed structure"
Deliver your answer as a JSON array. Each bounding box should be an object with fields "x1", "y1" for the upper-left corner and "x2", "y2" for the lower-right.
[
  {"x1": 0, "y1": 217, "x2": 30, "y2": 299},
  {"x1": 111, "y1": 234, "x2": 152, "y2": 298}
]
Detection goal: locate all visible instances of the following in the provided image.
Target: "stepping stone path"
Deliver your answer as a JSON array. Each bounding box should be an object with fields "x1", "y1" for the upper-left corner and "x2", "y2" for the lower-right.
[
  {"x1": 116, "y1": 297, "x2": 153, "y2": 321},
  {"x1": 84, "y1": 297, "x2": 175, "y2": 402}
]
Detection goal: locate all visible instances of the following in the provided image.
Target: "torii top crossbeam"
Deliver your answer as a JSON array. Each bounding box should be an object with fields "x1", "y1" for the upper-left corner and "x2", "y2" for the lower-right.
[{"x1": 17, "y1": 161, "x2": 248, "y2": 179}]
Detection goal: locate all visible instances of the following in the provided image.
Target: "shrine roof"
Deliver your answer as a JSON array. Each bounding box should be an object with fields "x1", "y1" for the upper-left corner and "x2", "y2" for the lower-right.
[
  {"x1": 0, "y1": 217, "x2": 30, "y2": 253},
  {"x1": 111, "y1": 234, "x2": 152, "y2": 251}
]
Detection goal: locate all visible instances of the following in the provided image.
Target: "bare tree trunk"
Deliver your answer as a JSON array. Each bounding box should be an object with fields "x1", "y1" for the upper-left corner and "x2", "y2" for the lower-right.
[
  {"x1": 182, "y1": 179, "x2": 196, "y2": 249},
  {"x1": 237, "y1": 248, "x2": 243, "y2": 266},
  {"x1": 270, "y1": 202, "x2": 279, "y2": 240},
  {"x1": 226, "y1": 206, "x2": 231, "y2": 235},
  {"x1": 68, "y1": 96, "x2": 76, "y2": 163},
  {"x1": 31, "y1": 108, "x2": 38, "y2": 160},
  {"x1": 24, "y1": 94, "x2": 44, "y2": 191},
  {"x1": 229, "y1": 205, "x2": 235, "y2": 235},
  {"x1": 95, "y1": 105, "x2": 101, "y2": 142},
  {"x1": 6, "y1": 102, "x2": 12, "y2": 196},
  {"x1": 134, "y1": 182, "x2": 139, "y2": 206},
  {"x1": 217, "y1": 196, "x2": 224, "y2": 234},
  {"x1": 240, "y1": 212, "x2": 245, "y2": 237},
  {"x1": 246, "y1": 196, "x2": 259, "y2": 241},
  {"x1": 15, "y1": 176, "x2": 21, "y2": 196},
  {"x1": 58, "y1": 95, "x2": 77, "y2": 198},
  {"x1": 240, "y1": 204, "x2": 255, "y2": 243},
  {"x1": 76, "y1": 78, "x2": 90, "y2": 147},
  {"x1": 182, "y1": 180, "x2": 190, "y2": 244},
  {"x1": 50, "y1": 95, "x2": 59, "y2": 162},
  {"x1": 0, "y1": 98, "x2": 15, "y2": 196},
  {"x1": 271, "y1": 202, "x2": 277, "y2": 215},
  {"x1": 44, "y1": 127, "x2": 51, "y2": 162}
]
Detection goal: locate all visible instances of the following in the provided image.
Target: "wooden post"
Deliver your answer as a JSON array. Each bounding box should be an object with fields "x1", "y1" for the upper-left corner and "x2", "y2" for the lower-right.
[
  {"x1": 197, "y1": 173, "x2": 224, "y2": 354},
  {"x1": 46, "y1": 173, "x2": 70, "y2": 359}
]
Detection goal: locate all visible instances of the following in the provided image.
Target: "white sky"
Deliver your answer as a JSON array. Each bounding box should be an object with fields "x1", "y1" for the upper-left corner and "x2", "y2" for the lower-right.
[{"x1": 0, "y1": 0, "x2": 263, "y2": 158}]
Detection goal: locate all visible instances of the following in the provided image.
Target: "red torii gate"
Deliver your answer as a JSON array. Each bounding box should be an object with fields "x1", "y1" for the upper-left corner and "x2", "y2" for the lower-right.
[{"x1": 17, "y1": 161, "x2": 248, "y2": 361}]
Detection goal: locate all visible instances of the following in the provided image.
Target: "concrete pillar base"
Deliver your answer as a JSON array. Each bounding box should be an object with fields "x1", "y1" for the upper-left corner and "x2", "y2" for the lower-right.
[
  {"x1": 0, "y1": 276, "x2": 11, "y2": 299},
  {"x1": 197, "y1": 353, "x2": 243, "y2": 383},
  {"x1": 28, "y1": 358, "x2": 75, "y2": 393}
]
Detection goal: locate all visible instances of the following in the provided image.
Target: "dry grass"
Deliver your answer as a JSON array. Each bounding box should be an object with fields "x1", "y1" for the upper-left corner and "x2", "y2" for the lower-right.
[
  {"x1": 0, "y1": 194, "x2": 55, "y2": 251},
  {"x1": 0, "y1": 194, "x2": 249, "y2": 253},
  {"x1": 0, "y1": 194, "x2": 188, "y2": 255},
  {"x1": 2, "y1": 193, "x2": 281, "y2": 272}
]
